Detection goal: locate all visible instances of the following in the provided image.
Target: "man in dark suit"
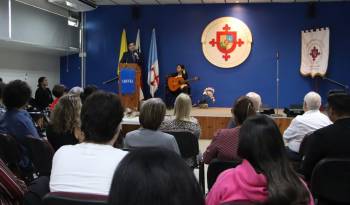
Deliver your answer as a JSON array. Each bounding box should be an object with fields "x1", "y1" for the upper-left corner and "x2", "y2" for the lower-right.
[
  {"x1": 120, "y1": 42, "x2": 142, "y2": 65},
  {"x1": 301, "y1": 92, "x2": 350, "y2": 180}
]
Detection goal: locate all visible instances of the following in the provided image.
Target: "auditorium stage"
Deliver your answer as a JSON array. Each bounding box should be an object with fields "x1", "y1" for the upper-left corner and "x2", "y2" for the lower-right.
[{"x1": 122, "y1": 107, "x2": 293, "y2": 140}]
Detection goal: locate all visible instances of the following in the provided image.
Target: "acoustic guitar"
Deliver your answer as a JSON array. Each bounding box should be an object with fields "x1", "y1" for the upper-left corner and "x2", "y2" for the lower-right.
[{"x1": 167, "y1": 76, "x2": 200, "y2": 92}]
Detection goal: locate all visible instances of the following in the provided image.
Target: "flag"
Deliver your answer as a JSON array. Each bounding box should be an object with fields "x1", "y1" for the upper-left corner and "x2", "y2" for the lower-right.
[
  {"x1": 118, "y1": 29, "x2": 128, "y2": 74},
  {"x1": 300, "y1": 27, "x2": 330, "y2": 78},
  {"x1": 135, "y1": 28, "x2": 144, "y2": 100},
  {"x1": 147, "y1": 29, "x2": 159, "y2": 98}
]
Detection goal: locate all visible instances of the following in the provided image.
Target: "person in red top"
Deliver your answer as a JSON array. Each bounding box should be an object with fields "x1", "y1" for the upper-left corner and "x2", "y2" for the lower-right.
[
  {"x1": 49, "y1": 84, "x2": 66, "y2": 111},
  {"x1": 203, "y1": 96, "x2": 256, "y2": 164},
  {"x1": 0, "y1": 158, "x2": 27, "y2": 205}
]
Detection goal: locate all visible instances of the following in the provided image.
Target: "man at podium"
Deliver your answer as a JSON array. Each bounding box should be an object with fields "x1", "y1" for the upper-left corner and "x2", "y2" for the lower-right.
[{"x1": 120, "y1": 42, "x2": 142, "y2": 65}]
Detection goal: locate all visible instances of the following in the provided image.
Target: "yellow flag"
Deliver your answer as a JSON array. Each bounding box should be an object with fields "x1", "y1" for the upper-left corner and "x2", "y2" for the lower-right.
[{"x1": 118, "y1": 29, "x2": 128, "y2": 73}]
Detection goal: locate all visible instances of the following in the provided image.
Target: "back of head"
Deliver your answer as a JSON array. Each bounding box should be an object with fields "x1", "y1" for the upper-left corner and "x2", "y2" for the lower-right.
[
  {"x1": 238, "y1": 115, "x2": 309, "y2": 205},
  {"x1": 108, "y1": 147, "x2": 205, "y2": 205},
  {"x1": 174, "y1": 93, "x2": 192, "y2": 120},
  {"x1": 50, "y1": 95, "x2": 81, "y2": 134},
  {"x1": 232, "y1": 96, "x2": 256, "y2": 125},
  {"x1": 69, "y1": 86, "x2": 84, "y2": 95},
  {"x1": 327, "y1": 92, "x2": 350, "y2": 117},
  {"x1": 304, "y1": 91, "x2": 321, "y2": 111},
  {"x1": 52, "y1": 84, "x2": 66, "y2": 98},
  {"x1": 81, "y1": 91, "x2": 124, "y2": 143},
  {"x1": 80, "y1": 85, "x2": 98, "y2": 103},
  {"x1": 246, "y1": 92, "x2": 262, "y2": 112},
  {"x1": 139, "y1": 98, "x2": 166, "y2": 130},
  {"x1": 3, "y1": 80, "x2": 32, "y2": 109},
  {"x1": 0, "y1": 82, "x2": 5, "y2": 100}
]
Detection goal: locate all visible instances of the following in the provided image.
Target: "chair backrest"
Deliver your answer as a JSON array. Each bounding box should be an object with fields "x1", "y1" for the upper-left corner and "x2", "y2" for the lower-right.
[
  {"x1": 165, "y1": 131, "x2": 199, "y2": 158},
  {"x1": 207, "y1": 159, "x2": 241, "y2": 190},
  {"x1": 43, "y1": 192, "x2": 108, "y2": 205},
  {"x1": 0, "y1": 133, "x2": 23, "y2": 175},
  {"x1": 311, "y1": 158, "x2": 350, "y2": 204},
  {"x1": 299, "y1": 132, "x2": 313, "y2": 157},
  {"x1": 24, "y1": 136, "x2": 54, "y2": 176}
]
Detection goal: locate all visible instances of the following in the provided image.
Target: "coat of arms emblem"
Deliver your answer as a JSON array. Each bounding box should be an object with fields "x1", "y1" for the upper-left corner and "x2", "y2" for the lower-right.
[{"x1": 202, "y1": 17, "x2": 253, "y2": 68}]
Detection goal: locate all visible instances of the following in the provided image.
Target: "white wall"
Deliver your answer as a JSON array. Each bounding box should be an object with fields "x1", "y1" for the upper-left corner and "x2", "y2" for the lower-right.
[{"x1": 0, "y1": 47, "x2": 60, "y2": 96}]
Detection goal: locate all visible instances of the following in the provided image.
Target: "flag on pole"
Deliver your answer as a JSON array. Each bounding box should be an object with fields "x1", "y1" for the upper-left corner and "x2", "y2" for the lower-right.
[
  {"x1": 118, "y1": 29, "x2": 128, "y2": 74},
  {"x1": 147, "y1": 29, "x2": 159, "y2": 98},
  {"x1": 135, "y1": 28, "x2": 144, "y2": 100}
]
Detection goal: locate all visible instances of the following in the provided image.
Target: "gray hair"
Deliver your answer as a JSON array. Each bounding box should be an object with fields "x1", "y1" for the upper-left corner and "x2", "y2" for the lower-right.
[
  {"x1": 174, "y1": 93, "x2": 192, "y2": 120},
  {"x1": 139, "y1": 98, "x2": 166, "y2": 130},
  {"x1": 304, "y1": 91, "x2": 321, "y2": 110},
  {"x1": 246, "y1": 92, "x2": 262, "y2": 112}
]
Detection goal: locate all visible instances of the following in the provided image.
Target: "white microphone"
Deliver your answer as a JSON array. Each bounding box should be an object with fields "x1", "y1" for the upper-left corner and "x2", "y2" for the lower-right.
[{"x1": 133, "y1": 51, "x2": 139, "y2": 60}]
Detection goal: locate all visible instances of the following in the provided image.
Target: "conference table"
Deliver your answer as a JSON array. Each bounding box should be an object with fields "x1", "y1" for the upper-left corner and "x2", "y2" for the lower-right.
[{"x1": 121, "y1": 107, "x2": 293, "y2": 140}]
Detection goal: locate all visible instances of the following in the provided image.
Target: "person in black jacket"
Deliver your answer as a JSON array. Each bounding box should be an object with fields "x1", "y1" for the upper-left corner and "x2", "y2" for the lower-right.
[
  {"x1": 120, "y1": 42, "x2": 142, "y2": 65},
  {"x1": 35, "y1": 77, "x2": 53, "y2": 110},
  {"x1": 301, "y1": 92, "x2": 350, "y2": 181}
]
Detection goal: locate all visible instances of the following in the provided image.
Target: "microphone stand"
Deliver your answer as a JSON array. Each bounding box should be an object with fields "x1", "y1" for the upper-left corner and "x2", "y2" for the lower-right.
[
  {"x1": 272, "y1": 51, "x2": 283, "y2": 117},
  {"x1": 103, "y1": 76, "x2": 119, "y2": 85},
  {"x1": 322, "y1": 77, "x2": 349, "y2": 90}
]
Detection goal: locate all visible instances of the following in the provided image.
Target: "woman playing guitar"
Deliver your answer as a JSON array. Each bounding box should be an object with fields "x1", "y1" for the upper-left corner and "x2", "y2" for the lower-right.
[{"x1": 168, "y1": 64, "x2": 190, "y2": 94}]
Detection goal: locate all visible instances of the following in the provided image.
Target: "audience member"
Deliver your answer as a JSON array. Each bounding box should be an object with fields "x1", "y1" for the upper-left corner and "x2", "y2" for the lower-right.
[
  {"x1": 0, "y1": 82, "x2": 6, "y2": 116},
  {"x1": 50, "y1": 91, "x2": 127, "y2": 195},
  {"x1": 35, "y1": 77, "x2": 53, "y2": 110},
  {"x1": 283, "y1": 92, "x2": 332, "y2": 160},
  {"x1": 0, "y1": 158, "x2": 27, "y2": 205},
  {"x1": 203, "y1": 96, "x2": 256, "y2": 164},
  {"x1": 108, "y1": 148, "x2": 205, "y2": 205},
  {"x1": 80, "y1": 85, "x2": 98, "y2": 104},
  {"x1": 46, "y1": 95, "x2": 82, "y2": 151},
  {"x1": 206, "y1": 115, "x2": 314, "y2": 205},
  {"x1": 124, "y1": 98, "x2": 180, "y2": 154},
  {"x1": 301, "y1": 92, "x2": 350, "y2": 180},
  {"x1": 227, "y1": 91, "x2": 262, "y2": 128},
  {"x1": 49, "y1": 84, "x2": 66, "y2": 110},
  {"x1": 68, "y1": 86, "x2": 84, "y2": 95},
  {"x1": 0, "y1": 80, "x2": 40, "y2": 171},
  {"x1": 160, "y1": 93, "x2": 200, "y2": 167}
]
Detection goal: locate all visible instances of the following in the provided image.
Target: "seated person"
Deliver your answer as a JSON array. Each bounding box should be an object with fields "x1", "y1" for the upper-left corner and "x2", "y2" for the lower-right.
[
  {"x1": 80, "y1": 85, "x2": 98, "y2": 104},
  {"x1": 203, "y1": 96, "x2": 256, "y2": 164},
  {"x1": 301, "y1": 92, "x2": 350, "y2": 181},
  {"x1": 283, "y1": 92, "x2": 332, "y2": 160},
  {"x1": 124, "y1": 98, "x2": 180, "y2": 155},
  {"x1": 166, "y1": 65, "x2": 190, "y2": 108},
  {"x1": 0, "y1": 82, "x2": 6, "y2": 117},
  {"x1": 46, "y1": 95, "x2": 82, "y2": 151},
  {"x1": 206, "y1": 115, "x2": 314, "y2": 205},
  {"x1": 108, "y1": 148, "x2": 205, "y2": 205},
  {"x1": 0, "y1": 80, "x2": 40, "y2": 171},
  {"x1": 160, "y1": 93, "x2": 200, "y2": 166},
  {"x1": 227, "y1": 91, "x2": 262, "y2": 128},
  {"x1": 49, "y1": 84, "x2": 66, "y2": 110},
  {"x1": 49, "y1": 91, "x2": 127, "y2": 195}
]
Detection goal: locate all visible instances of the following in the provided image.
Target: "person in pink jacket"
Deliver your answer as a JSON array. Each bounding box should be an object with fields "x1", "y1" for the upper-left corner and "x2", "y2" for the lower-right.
[{"x1": 206, "y1": 115, "x2": 314, "y2": 205}]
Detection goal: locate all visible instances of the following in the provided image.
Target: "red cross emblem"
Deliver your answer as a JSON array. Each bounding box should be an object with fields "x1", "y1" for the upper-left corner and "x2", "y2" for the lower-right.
[
  {"x1": 310, "y1": 46, "x2": 321, "y2": 61},
  {"x1": 209, "y1": 24, "x2": 244, "y2": 61}
]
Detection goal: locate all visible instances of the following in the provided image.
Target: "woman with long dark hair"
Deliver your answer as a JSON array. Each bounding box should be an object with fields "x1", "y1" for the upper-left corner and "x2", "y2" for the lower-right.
[
  {"x1": 108, "y1": 148, "x2": 205, "y2": 205},
  {"x1": 35, "y1": 76, "x2": 53, "y2": 110},
  {"x1": 206, "y1": 115, "x2": 314, "y2": 205}
]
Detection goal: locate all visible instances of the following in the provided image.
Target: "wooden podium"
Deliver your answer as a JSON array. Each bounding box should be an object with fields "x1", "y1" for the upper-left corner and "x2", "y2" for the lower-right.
[{"x1": 118, "y1": 63, "x2": 142, "y2": 110}]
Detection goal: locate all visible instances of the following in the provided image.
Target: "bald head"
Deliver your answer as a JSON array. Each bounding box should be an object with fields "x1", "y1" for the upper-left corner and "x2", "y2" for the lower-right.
[
  {"x1": 246, "y1": 92, "x2": 262, "y2": 112},
  {"x1": 304, "y1": 91, "x2": 321, "y2": 111}
]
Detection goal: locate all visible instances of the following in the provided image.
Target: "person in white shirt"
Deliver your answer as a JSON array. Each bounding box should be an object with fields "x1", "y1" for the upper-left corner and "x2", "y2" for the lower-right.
[
  {"x1": 283, "y1": 91, "x2": 332, "y2": 160},
  {"x1": 50, "y1": 91, "x2": 127, "y2": 195}
]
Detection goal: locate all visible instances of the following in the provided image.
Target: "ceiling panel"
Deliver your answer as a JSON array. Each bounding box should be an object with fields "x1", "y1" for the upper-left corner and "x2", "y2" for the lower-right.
[
  {"x1": 295, "y1": 0, "x2": 317, "y2": 2},
  {"x1": 95, "y1": 0, "x2": 118, "y2": 5},
  {"x1": 133, "y1": 0, "x2": 159, "y2": 4},
  {"x1": 272, "y1": 0, "x2": 294, "y2": 2},
  {"x1": 180, "y1": 0, "x2": 203, "y2": 4},
  {"x1": 158, "y1": 0, "x2": 180, "y2": 4},
  {"x1": 110, "y1": 0, "x2": 137, "y2": 4},
  {"x1": 226, "y1": 0, "x2": 249, "y2": 3},
  {"x1": 202, "y1": 0, "x2": 225, "y2": 3},
  {"x1": 249, "y1": 0, "x2": 271, "y2": 3}
]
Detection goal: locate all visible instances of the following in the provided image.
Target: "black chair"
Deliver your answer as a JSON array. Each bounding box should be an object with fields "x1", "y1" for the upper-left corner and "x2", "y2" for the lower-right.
[
  {"x1": 24, "y1": 136, "x2": 54, "y2": 176},
  {"x1": 42, "y1": 192, "x2": 108, "y2": 205},
  {"x1": 311, "y1": 158, "x2": 350, "y2": 205},
  {"x1": 165, "y1": 131, "x2": 204, "y2": 193},
  {"x1": 0, "y1": 133, "x2": 23, "y2": 177},
  {"x1": 207, "y1": 159, "x2": 241, "y2": 191}
]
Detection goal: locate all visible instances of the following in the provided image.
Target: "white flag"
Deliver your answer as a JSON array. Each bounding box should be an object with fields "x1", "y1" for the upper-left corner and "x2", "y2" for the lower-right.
[
  {"x1": 135, "y1": 29, "x2": 144, "y2": 100},
  {"x1": 147, "y1": 29, "x2": 159, "y2": 98},
  {"x1": 300, "y1": 27, "x2": 330, "y2": 78}
]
